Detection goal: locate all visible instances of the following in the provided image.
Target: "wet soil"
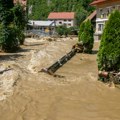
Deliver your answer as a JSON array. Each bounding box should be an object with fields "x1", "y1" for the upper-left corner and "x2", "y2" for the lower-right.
[{"x1": 0, "y1": 37, "x2": 120, "y2": 120}]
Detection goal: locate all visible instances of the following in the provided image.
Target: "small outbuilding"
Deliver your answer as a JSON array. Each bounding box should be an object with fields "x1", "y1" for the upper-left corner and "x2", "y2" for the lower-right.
[{"x1": 27, "y1": 20, "x2": 56, "y2": 35}]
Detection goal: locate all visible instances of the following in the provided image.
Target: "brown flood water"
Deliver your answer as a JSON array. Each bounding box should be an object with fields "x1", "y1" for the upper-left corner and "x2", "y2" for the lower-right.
[{"x1": 0, "y1": 37, "x2": 120, "y2": 120}]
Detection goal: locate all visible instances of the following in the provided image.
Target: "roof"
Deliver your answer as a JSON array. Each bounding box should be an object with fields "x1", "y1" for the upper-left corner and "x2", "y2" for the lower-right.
[
  {"x1": 90, "y1": 0, "x2": 106, "y2": 6},
  {"x1": 28, "y1": 20, "x2": 55, "y2": 27},
  {"x1": 48, "y1": 12, "x2": 75, "y2": 19},
  {"x1": 85, "y1": 10, "x2": 96, "y2": 21}
]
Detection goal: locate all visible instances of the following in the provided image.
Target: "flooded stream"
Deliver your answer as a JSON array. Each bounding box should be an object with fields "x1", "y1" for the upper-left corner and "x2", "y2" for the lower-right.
[{"x1": 0, "y1": 37, "x2": 120, "y2": 120}]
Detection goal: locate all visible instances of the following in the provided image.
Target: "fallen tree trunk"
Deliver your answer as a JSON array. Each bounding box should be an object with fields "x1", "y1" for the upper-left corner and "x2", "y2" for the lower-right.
[
  {"x1": 41, "y1": 48, "x2": 77, "y2": 75},
  {"x1": 41, "y1": 43, "x2": 83, "y2": 75}
]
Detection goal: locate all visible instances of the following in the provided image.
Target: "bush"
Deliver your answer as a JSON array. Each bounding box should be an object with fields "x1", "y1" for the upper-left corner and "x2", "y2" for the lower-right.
[
  {"x1": 0, "y1": 25, "x2": 19, "y2": 52},
  {"x1": 78, "y1": 20, "x2": 94, "y2": 53},
  {"x1": 69, "y1": 26, "x2": 79, "y2": 35},
  {"x1": 97, "y1": 10, "x2": 120, "y2": 72},
  {"x1": 56, "y1": 25, "x2": 70, "y2": 37}
]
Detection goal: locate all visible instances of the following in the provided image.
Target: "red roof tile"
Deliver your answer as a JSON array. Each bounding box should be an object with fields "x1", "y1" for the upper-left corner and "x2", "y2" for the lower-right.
[
  {"x1": 90, "y1": 0, "x2": 106, "y2": 6},
  {"x1": 48, "y1": 12, "x2": 75, "y2": 19}
]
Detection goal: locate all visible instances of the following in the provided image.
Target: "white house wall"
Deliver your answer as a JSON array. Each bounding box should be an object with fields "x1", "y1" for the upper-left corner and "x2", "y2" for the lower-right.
[
  {"x1": 94, "y1": 1, "x2": 120, "y2": 40},
  {"x1": 50, "y1": 19, "x2": 75, "y2": 28}
]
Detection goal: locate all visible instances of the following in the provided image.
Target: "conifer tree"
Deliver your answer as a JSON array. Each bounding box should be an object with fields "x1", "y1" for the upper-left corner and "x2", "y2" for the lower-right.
[
  {"x1": 97, "y1": 10, "x2": 120, "y2": 72},
  {"x1": 78, "y1": 22, "x2": 85, "y2": 42},
  {"x1": 78, "y1": 20, "x2": 94, "y2": 53}
]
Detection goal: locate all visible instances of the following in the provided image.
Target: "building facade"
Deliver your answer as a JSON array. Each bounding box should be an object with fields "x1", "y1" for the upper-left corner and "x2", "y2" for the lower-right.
[
  {"x1": 48, "y1": 12, "x2": 75, "y2": 28},
  {"x1": 90, "y1": 0, "x2": 120, "y2": 40},
  {"x1": 27, "y1": 20, "x2": 56, "y2": 35}
]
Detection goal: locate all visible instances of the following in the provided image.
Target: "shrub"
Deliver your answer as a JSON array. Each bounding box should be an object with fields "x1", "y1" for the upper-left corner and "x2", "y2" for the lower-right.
[
  {"x1": 78, "y1": 20, "x2": 94, "y2": 53},
  {"x1": 0, "y1": 25, "x2": 19, "y2": 52},
  {"x1": 97, "y1": 10, "x2": 120, "y2": 72},
  {"x1": 69, "y1": 26, "x2": 79, "y2": 35},
  {"x1": 56, "y1": 25, "x2": 70, "y2": 37}
]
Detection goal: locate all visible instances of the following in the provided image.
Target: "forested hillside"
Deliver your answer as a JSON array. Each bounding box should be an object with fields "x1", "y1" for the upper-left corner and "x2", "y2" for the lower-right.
[{"x1": 27, "y1": 0, "x2": 94, "y2": 26}]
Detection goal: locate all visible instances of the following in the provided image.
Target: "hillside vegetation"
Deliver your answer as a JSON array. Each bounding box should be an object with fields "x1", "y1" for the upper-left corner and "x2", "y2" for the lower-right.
[{"x1": 27, "y1": 0, "x2": 94, "y2": 26}]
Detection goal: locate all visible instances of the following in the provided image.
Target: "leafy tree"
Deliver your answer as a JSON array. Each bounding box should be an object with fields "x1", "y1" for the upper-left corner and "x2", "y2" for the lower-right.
[
  {"x1": 0, "y1": 0, "x2": 27, "y2": 52},
  {"x1": 78, "y1": 20, "x2": 94, "y2": 53},
  {"x1": 75, "y1": 7, "x2": 88, "y2": 26},
  {"x1": 0, "y1": 0, "x2": 18, "y2": 52},
  {"x1": 97, "y1": 10, "x2": 120, "y2": 72},
  {"x1": 28, "y1": 0, "x2": 94, "y2": 25},
  {"x1": 12, "y1": 4, "x2": 27, "y2": 45},
  {"x1": 0, "y1": 0, "x2": 14, "y2": 25}
]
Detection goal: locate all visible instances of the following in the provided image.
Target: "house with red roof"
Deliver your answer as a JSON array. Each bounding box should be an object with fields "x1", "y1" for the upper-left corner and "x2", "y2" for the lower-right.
[
  {"x1": 90, "y1": 0, "x2": 120, "y2": 40},
  {"x1": 48, "y1": 12, "x2": 75, "y2": 28}
]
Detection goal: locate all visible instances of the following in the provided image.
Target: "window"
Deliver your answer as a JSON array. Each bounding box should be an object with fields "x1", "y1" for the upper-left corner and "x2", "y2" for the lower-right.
[
  {"x1": 59, "y1": 22, "x2": 62, "y2": 24},
  {"x1": 107, "y1": 11, "x2": 110, "y2": 17},
  {"x1": 99, "y1": 8, "x2": 103, "y2": 14},
  {"x1": 100, "y1": 14, "x2": 103, "y2": 18},
  {"x1": 68, "y1": 24, "x2": 71, "y2": 26},
  {"x1": 98, "y1": 24, "x2": 104, "y2": 31},
  {"x1": 106, "y1": 6, "x2": 114, "y2": 18},
  {"x1": 99, "y1": 8, "x2": 103, "y2": 18},
  {"x1": 112, "y1": 6, "x2": 115, "y2": 10},
  {"x1": 117, "y1": 5, "x2": 120, "y2": 10}
]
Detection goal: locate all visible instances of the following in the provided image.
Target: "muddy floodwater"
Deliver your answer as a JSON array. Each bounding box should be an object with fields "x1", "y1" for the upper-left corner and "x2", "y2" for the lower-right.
[{"x1": 0, "y1": 37, "x2": 120, "y2": 120}]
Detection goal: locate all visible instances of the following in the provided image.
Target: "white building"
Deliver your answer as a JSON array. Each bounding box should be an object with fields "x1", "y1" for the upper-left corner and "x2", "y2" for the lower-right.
[
  {"x1": 48, "y1": 12, "x2": 75, "y2": 28},
  {"x1": 90, "y1": 0, "x2": 120, "y2": 40},
  {"x1": 28, "y1": 20, "x2": 55, "y2": 35}
]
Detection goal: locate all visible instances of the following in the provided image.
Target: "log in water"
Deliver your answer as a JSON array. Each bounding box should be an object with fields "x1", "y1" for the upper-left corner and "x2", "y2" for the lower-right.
[{"x1": 41, "y1": 48, "x2": 77, "y2": 74}]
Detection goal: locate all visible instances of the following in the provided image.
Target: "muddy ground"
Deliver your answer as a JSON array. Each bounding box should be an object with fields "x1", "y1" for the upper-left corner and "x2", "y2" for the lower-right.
[{"x1": 0, "y1": 37, "x2": 120, "y2": 120}]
